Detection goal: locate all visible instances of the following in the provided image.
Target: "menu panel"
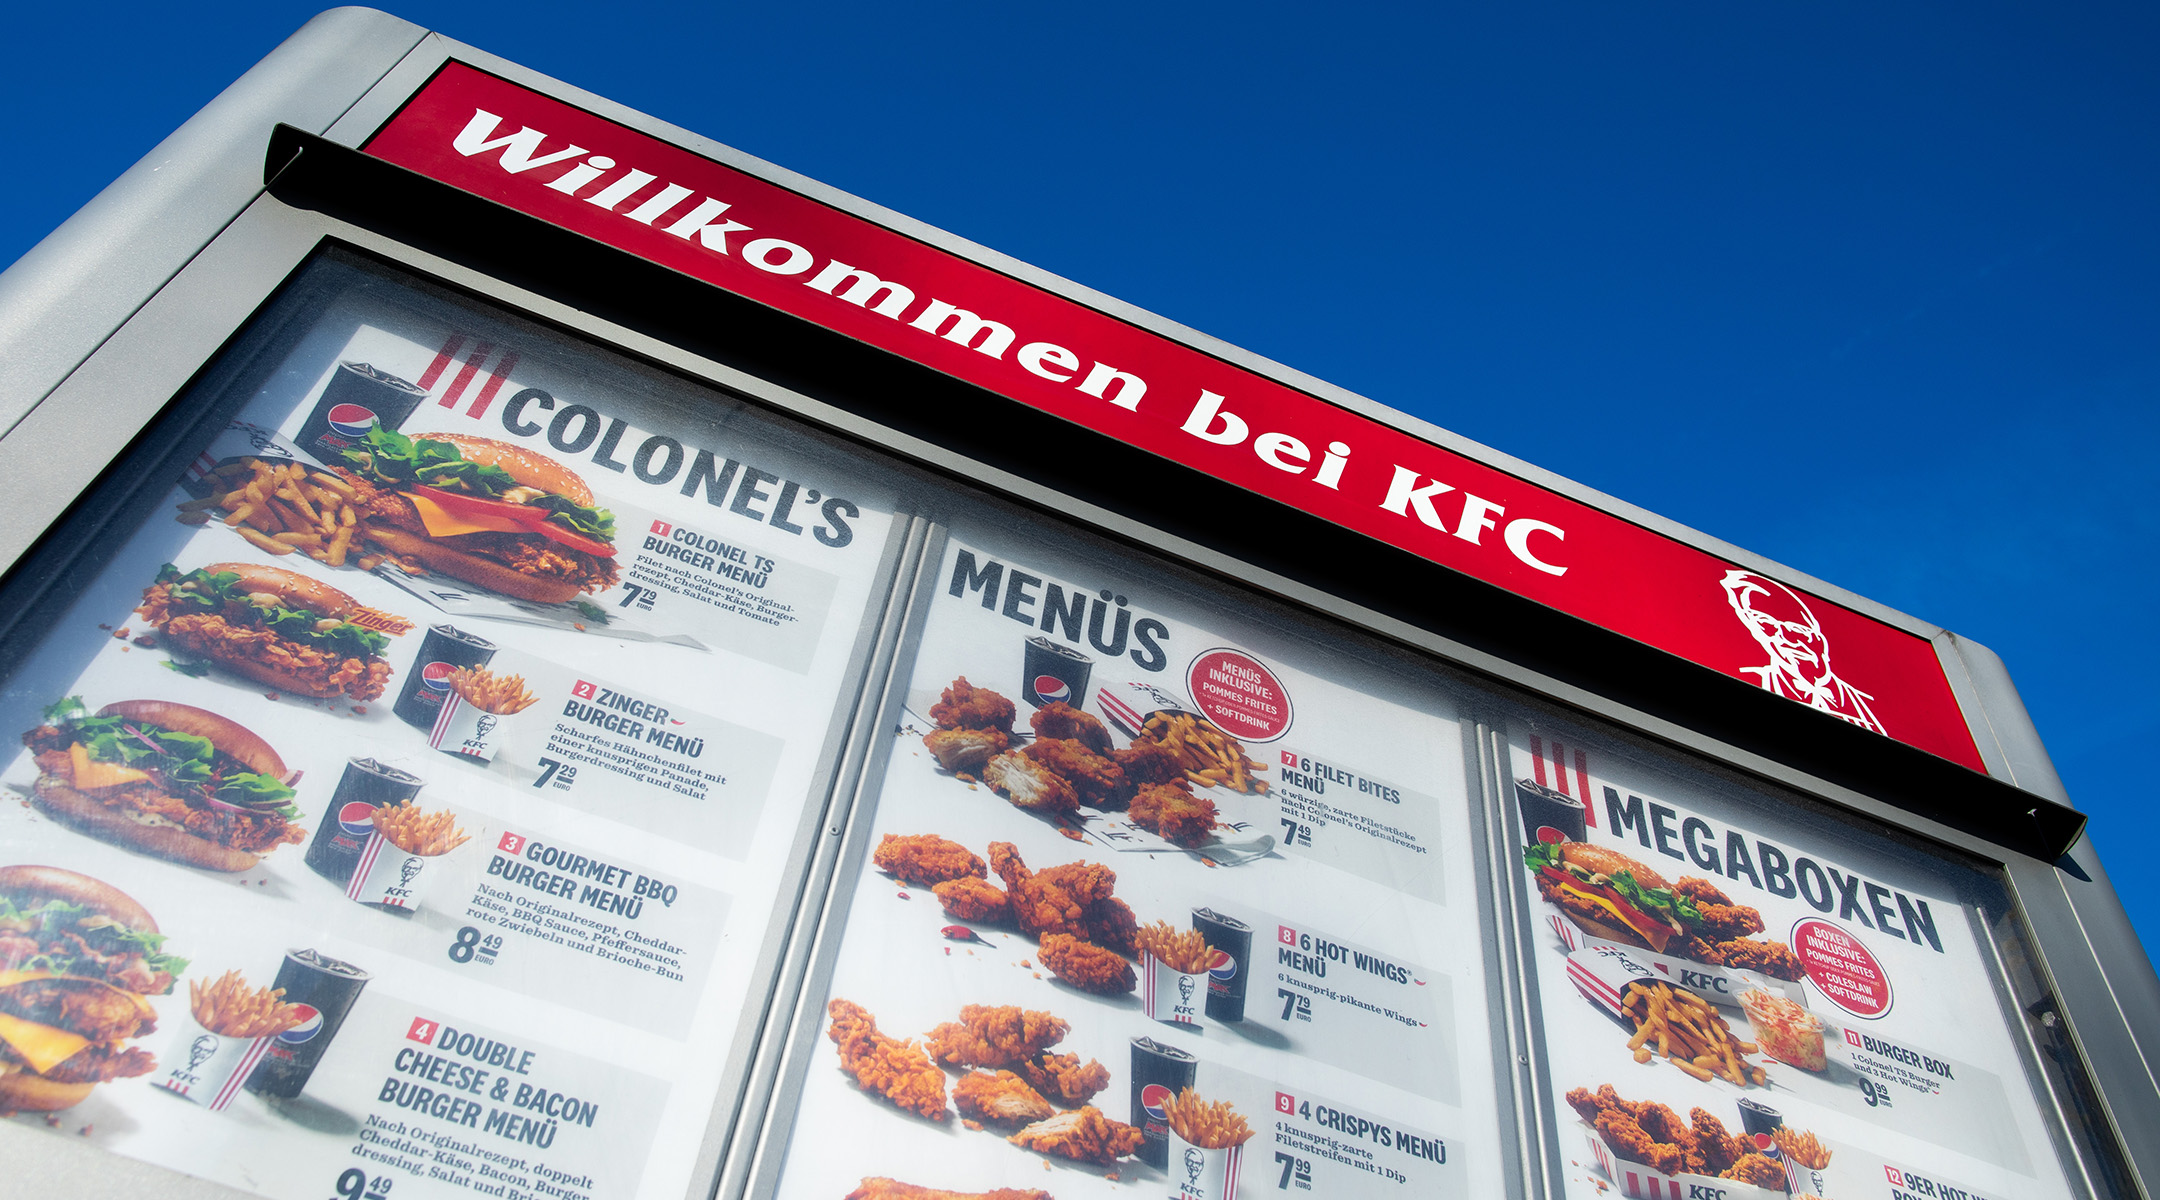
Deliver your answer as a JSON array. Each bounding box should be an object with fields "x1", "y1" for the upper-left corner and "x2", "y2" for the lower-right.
[
  {"x1": 766, "y1": 528, "x2": 1508, "y2": 1199},
  {"x1": 0, "y1": 256, "x2": 902, "y2": 1200},
  {"x1": 1501, "y1": 715, "x2": 2080, "y2": 1200}
]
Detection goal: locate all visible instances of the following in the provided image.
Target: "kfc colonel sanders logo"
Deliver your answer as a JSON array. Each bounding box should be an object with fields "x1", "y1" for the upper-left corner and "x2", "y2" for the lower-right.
[{"x1": 1721, "y1": 570, "x2": 1884, "y2": 734}]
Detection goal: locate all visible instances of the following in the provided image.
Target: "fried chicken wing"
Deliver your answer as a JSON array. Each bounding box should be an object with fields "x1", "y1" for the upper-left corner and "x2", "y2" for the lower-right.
[
  {"x1": 931, "y1": 677, "x2": 1016, "y2": 734},
  {"x1": 1018, "y1": 1051, "x2": 1112, "y2": 1106},
  {"x1": 925, "y1": 1005, "x2": 1069, "y2": 1068},
  {"x1": 845, "y1": 1179, "x2": 1051, "y2": 1200},
  {"x1": 1595, "y1": 1110, "x2": 1687, "y2": 1178},
  {"x1": 1029, "y1": 702, "x2": 1113, "y2": 754},
  {"x1": 1565, "y1": 1086, "x2": 1604, "y2": 1126},
  {"x1": 1078, "y1": 895, "x2": 1139, "y2": 956},
  {"x1": 1633, "y1": 1103, "x2": 1705, "y2": 1174},
  {"x1": 932, "y1": 876, "x2": 1010, "y2": 922},
  {"x1": 1719, "y1": 938, "x2": 1806, "y2": 981},
  {"x1": 989, "y1": 844, "x2": 1121, "y2": 942},
  {"x1": 1128, "y1": 783, "x2": 1218, "y2": 847},
  {"x1": 1722, "y1": 1153, "x2": 1786, "y2": 1187},
  {"x1": 1007, "y1": 1106, "x2": 1144, "y2": 1165},
  {"x1": 1038, "y1": 933, "x2": 1136, "y2": 995},
  {"x1": 827, "y1": 999, "x2": 948, "y2": 1120},
  {"x1": 1690, "y1": 1107, "x2": 1745, "y2": 1176},
  {"x1": 953, "y1": 1070, "x2": 1057, "y2": 1128},
  {"x1": 873, "y1": 834, "x2": 986, "y2": 885},
  {"x1": 1111, "y1": 738, "x2": 1184, "y2": 787},
  {"x1": 1022, "y1": 738, "x2": 1129, "y2": 808},
  {"x1": 984, "y1": 752, "x2": 1079, "y2": 813},
  {"x1": 924, "y1": 728, "x2": 1010, "y2": 775}
]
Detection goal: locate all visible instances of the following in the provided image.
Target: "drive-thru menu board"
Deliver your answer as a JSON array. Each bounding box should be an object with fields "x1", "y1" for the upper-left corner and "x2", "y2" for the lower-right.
[
  {"x1": 0, "y1": 257, "x2": 899, "y2": 1200},
  {"x1": 766, "y1": 529, "x2": 1506, "y2": 1199},
  {"x1": 1504, "y1": 717, "x2": 2077, "y2": 1200}
]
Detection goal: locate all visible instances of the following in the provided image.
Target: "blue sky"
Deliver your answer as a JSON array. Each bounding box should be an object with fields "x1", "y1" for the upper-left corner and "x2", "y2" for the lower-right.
[{"x1": 5, "y1": 4, "x2": 2156, "y2": 941}]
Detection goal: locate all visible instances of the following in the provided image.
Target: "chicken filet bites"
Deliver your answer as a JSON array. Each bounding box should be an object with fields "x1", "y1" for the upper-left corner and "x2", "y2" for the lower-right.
[
  {"x1": 1022, "y1": 738, "x2": 1129, "y2": 808},
  {"x1": 925, "y1": 1005, "x2": 1069, "y2": 1069},
  {"x1": 1028, "y1": 702, "x2": 1113, "y2": 754},
  {"x1": 1007, "y1": 1106, "x2": 1145, "y2": 1165},
  {"x1": 1128, "y1": 783, "x2": 1218, "y2": 848},
  {"x1": 826, "y1": 999, "x2": 949, "y2": 1120},
  {"x1": 930, "y1": 677, "x2": 1017, "y2": 734},
  {"x1": 953, "y1": 1070, "x2": 1057, "y2": 1128},
  {"x1": 923, "y1": 727, "x2": 1010, "y2": 776},
  {"x1": 1017, "y1": 1050, "x2": 1111, "y2": 1107},
  {"x1": 933, "y1": 877, "x2": 1010, "y2": 923},
  {"x1": 846, "y1": 1179, "x2": 1052, "y2": 1200},
  {"x1": 1038, "y1": 933, "x2": 1136, "y2": 995},
  {"x1": 984, "y1": 752, "x2": 1079, "y2": 814},
  {"x1": 873, "y1": 834, "x2": 987, "y2": 886}
]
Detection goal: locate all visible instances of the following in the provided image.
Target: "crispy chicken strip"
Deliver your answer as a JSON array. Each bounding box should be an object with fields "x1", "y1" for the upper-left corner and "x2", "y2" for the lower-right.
[
  {"x1": 1007, "y1": 1106, "x2": 1144, "y2": 1165},
  {"x1": 827, "y1": 999, "x2": 948, "y2": 1120},
  {"x1": 873, "y1": 834, "x2": 986, "y2": 885},
  {"x1": 925, "y1": 1005, "x2": 1069, "y2": 1068}
]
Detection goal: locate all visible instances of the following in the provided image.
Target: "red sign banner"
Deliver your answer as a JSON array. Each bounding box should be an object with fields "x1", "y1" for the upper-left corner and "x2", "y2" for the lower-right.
[{"x1": 365, "y1": 63, "x2": 1983, "y2": 770}]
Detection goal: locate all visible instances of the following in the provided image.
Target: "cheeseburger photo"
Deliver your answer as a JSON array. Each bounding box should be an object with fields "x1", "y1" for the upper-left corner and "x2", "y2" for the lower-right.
[
  {"x1": 1524, "y1": 840, "x2": 1806, "y2": 981},
  {"x1": 0, "y1": 865, "x2": 185, "y2": 1111},
  {"x1": 23, "y1": 698, "x2": 304, "y2": 872},
  {"x1": 337, "y1": 429, "x2": 618, "y2": 603},
  {"x1": 136, "y1": 562, "x2": 395, "y2": 701}
]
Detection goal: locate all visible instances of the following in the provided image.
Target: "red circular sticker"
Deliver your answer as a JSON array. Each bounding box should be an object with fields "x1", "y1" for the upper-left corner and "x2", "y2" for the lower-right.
[
  {"x1": 1792, "y1": 917, "x2": 1893, "y2": 1018},
  {"x1": 1185, "y1": 649, "x2": 1293, "y2": 742}
]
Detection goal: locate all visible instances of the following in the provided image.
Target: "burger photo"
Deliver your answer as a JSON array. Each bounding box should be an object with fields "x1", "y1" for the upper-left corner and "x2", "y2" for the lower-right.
[
  {"x1": 0, "y1": 865, "x2": 185, "y2": 1111},
  {"x1": 22, "y1": 697, "x2": 304, "y2": 872},
  {"x1": 1524, "y1": 841, "x2": 1699, "y2": 954},
  {"x1": 336, "y1": 429, "x2": 619, "y2": 603},
  {"x1": 135, "y1": 562, "x2": 395, "y2": 701}
]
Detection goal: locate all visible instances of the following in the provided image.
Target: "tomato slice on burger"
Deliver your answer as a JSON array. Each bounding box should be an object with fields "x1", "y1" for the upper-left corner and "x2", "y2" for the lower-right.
[{"x1": 412, "y1": 486, "x2": 615, "y2": 557}]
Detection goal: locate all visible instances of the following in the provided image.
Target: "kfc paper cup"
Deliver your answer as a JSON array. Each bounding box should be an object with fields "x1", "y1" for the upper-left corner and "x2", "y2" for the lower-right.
[
  {"x1": 1783, "y1": 1159, "x2": 1830, "y2": 1197},
  {"x1": 151, "y1": 1013, "x2": 273, "y2": 1111},
  {"x1": 1142, "y1": 953, "x2": 1207, "y2": 1026},
  {"x1": 1168, "y1": 1135, "x2": 1243, "y2": 1200},
  {"x1": 346, "y1": 831, "x2": 437, "y2": 911},
  {"x1": 428, "y1": 690, "x2": 509, "y2": 762}
]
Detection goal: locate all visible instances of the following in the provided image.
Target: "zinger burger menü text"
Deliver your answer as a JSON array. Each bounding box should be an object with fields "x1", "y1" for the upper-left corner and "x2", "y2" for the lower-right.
[
  {"x1": 23, "y1": 698, "x2": 304, "y2": 872},
  {"x1": 136, "y1": 562, "x2": 395, "y2": 701},
  {"x1": 0, "y1": 865, "x2": 185, "y2": 1111},
  {"x1": 337, "y1": 429, "x2": 618, "y2": 603}
]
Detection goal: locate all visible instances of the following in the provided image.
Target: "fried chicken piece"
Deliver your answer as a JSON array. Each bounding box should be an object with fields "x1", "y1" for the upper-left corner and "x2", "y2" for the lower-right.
[
  {"x1": 1128, "y1": 783, "x2": 1218, "y2": 847},
  {"x1": 1595, "y1": 1084, "x2": 1639, "y2": 1121},
  {"x1": 1674, "y1": 877, "x2": 1768, "y2": 941},
  {"x1": 1018, "y1": 1051, "x2": 1112, "y2": 1106},
  {"x1": 846, "y1": 1179, "x2": 1051, "y2": 1200},
  {"x1": 1633, "y1": 1103, "x2": 1704, "y2": 1174},
  {"x1": 924, "y1": 728, "x2": 1010, "y2": 775},
  {"x1": 1078, "y1": 895, "x2": 1139, "y2": 956},
  {"x1": 1719, "y1": 938, "x2": 1806, "y2": 982},
  {"x1": 1029, "y1": 701, "x2": 1113, "y2": 754},
  {"x1": 1112, "y1": 738, "x2": 1184, "y2": 787},
  {"x1": 873, "y1": 834, "x2": 987, "y2": 885},
  {"x1": 1595, "y1": 1110, "x2": 1686, "y2": 1178},
  {"x1": 925, "y1": 1005, "x2": 1069, "y2": 1068},
  {"x1": 1690, "y1": 1107, "x2": 1744, "y2": 1176},
  {"x1": 953, "y1": 1070, "x2": 1057, "y2": 1128},
  {"x1": 990, "y1": 844, "x2": 1119, "y2": 941},
  {"x1": 826, "y1": 999, "x2": 948, "y2": 1120},
  {"x1": 931, "y1": 677, "x2": 1016, "y2": 734},
  {"x1": 933, "y1": 876, "x2": 1010, "y2": 922},
  {"x1": 1038, "y1": 933, "x2": 1136, "y2": 995},
  {"x1": 984, "y1": 752, "x2": 1079, "y2": 813},
  {"x1": 1674, "y1": 877, "x2": 1733, "y2": 906},
  {"x1": 1023, "y1": 738, "x2": 1129, "y2": 808},
  {"x1": 1565, "y1": 1086, "x2": 1604, "y2": 1126},
  {"x1": 1674, "y1": 935, "x2": 1727, "y2": 966},
  {"x1": 1722, "y1": 1153, "x2": 1785, "y2": 1187},
  {"x1": 1007, "y1": 1106, "x2": 1144, "y2": 1165}
]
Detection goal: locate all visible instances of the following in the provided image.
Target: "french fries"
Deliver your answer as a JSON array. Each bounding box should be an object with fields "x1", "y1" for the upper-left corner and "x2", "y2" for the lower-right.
[
  {"x1": 1620, "y1": 981, "x2": 1767, "y2": 1087},
  {"x1": 1134, "y1": 921, "x2": 1212, "y2": 974},
  {"x1": 372, "y1": 800, "x2": 470, "y2": 857},
  {"x1": 1774, "y1": 1127, "x2": 1832, "y2": 1169},
  {"x1": 1161, "y1": 1087, "x2": 1253, "y2": 1149},
  {"x1": 181, "y1": 460, "x2": 369, "y2": 569},
  {"x1": 1140, "y1": 711, "x2": 1269, "y2": 794},
  {"x1": 189, "y1": 970, "x2": 304, "y2": 1039},
  {"x1": 446, "y1": 666, "x2": 539, "y2": 715}
]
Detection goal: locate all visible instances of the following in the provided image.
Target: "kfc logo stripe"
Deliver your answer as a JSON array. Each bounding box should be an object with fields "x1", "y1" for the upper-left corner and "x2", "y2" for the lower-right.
[{"x1": 368, "y1": 64, "x2": 1984, "y2": 771}]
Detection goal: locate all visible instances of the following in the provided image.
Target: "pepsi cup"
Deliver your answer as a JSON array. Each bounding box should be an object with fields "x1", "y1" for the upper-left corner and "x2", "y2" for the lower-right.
[
  {"x1": 1514, "y1": 778, "x2": 1587, "y2": 846},
  {"x1": 243, "y1": 949, "x2": 371, "y2": 1098},
  {"x1": 304, "y1": 758, "x2": 424, "y2": 888},
  {"x1": 1130, "y1": 1036, "x2": 1198, "y2": 1169},
  {"x1": 295, "y1": 361, "x2": 427, "y2": 465},
  {"x1": 1022, "y1": 636, "x2": 1093, "y2": 708},
  {"x1": 1735, "y1": 1098, "x2": 1784, "y2": 1160},
  {"x1": 1192, "y1": 907, "x2": 1252, "y2": 1023},
  {"x1": 393, "y1": 625, "x2": 497, "y2": 730}
]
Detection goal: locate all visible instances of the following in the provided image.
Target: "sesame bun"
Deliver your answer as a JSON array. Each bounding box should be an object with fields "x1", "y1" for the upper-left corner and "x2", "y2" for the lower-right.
[
  {"x1": 1557, "y1": 843, "x2": 1671, "y2": 891},
  {"x1": 198, "y1": 561, "x2": 359, "y2": 620},
  {"x1": 0, "y1": 865, "x2": 159, "y2": 937}
]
